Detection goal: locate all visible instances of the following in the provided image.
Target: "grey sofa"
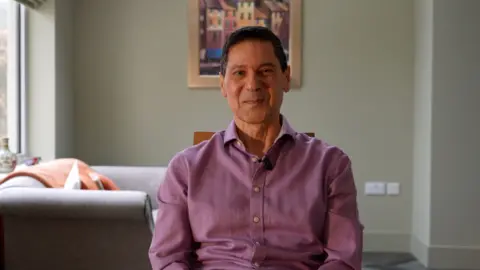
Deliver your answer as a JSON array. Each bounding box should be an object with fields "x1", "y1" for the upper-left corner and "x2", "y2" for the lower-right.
[{"x1": 0, "y1": 165, "x2": 167, "y2": 270}]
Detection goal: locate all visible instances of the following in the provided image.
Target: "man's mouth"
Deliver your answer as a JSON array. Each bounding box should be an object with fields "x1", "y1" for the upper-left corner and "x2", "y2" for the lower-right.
[{"x1": 244, "y1": 99, "x2": 264, "y2": 105}]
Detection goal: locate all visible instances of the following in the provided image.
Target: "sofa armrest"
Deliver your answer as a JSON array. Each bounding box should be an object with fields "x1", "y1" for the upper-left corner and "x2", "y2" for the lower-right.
[{"x1": 0, "y1": 187, "x2": 154, "y2": 223}]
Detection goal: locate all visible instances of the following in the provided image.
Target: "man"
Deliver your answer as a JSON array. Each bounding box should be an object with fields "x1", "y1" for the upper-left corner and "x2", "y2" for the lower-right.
[{"x1": 149, "y1": 26, "x2": 363, "y2": 269}]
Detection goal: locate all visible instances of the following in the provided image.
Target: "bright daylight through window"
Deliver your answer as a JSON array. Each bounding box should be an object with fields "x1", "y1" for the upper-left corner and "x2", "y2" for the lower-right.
[{"x1": 0, "y1": 0, "x2": 24, "y2": 155}]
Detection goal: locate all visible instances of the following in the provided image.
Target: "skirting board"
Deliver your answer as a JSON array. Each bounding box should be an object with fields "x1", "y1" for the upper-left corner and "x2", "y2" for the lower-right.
[
  {"x1": 364, "y1": 231, "x2": 411, "y2": 252},
  {"x1": 411, "y1": 235, "x2": 480, "y2": 269}
]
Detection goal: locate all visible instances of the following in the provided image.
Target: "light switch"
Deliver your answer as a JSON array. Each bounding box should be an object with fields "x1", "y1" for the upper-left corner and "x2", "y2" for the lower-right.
[
  {"x1": 387, "y1": 182, "x2": 400, "y2": 195},
  {"x1": 364, "y1": 182, "x2": 386, "y2": 195}
]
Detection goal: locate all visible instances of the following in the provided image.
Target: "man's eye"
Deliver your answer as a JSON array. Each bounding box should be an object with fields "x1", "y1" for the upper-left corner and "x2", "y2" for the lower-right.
[
  {"x1": 261, "y1": 69, "x2": 274, "y2": 74},
  {"x1": 233, "y1": 71, "x2": 245, "y2": 76}
]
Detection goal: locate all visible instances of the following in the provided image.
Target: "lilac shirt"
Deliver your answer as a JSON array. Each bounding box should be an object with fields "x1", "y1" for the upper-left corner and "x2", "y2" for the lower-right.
[{"x1": 149, "y1": 118, "x2": 363, "y2": 270}]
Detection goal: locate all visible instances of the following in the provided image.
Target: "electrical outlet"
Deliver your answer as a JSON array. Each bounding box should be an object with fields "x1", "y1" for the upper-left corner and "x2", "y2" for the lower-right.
[
  {"x1": 387, "y1": 182, "x2": 400, "y2": 195},
  {"x1": 364, "y1": 182, "x2": 386, "y2": 195}
]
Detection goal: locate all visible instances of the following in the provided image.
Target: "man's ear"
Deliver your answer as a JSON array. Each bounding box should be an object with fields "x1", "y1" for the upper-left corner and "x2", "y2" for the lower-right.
[
  {"x1": 220, "y1": 74, "x2": 227, "y2": 97},
  {"x1": 283, "y1": 65, "x2": 291, "y2": 93}
]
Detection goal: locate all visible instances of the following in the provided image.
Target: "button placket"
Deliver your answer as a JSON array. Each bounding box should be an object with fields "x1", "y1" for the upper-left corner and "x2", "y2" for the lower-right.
[
  {"x1": 250, "y1": 164, "x2": 267, "y2": 266},
  {"x1": 250, "y1": 166, "x2": 264, "y2": 229},
  {"x1": 251, "y1": 239, "x2": 267, "y2": 267}
]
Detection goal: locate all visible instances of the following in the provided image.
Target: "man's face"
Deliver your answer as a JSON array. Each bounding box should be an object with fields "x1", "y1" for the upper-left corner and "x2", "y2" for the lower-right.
[{"x1": 220, "y1": 40, "x2": 290, "y2": 124}]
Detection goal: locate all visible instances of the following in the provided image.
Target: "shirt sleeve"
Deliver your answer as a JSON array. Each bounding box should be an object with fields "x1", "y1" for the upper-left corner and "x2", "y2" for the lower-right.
[
  {"x1": 149, "y1": 153, "x2": 194, "y2": 270},
  {"x1": 318, "y1": 154, "x2": 364, "y2": 270}
]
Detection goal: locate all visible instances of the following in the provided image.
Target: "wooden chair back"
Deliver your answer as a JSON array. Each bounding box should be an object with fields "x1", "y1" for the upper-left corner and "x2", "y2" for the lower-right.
[{"x1": 194, "y1": 131, "x2": 315, "y2": 145}]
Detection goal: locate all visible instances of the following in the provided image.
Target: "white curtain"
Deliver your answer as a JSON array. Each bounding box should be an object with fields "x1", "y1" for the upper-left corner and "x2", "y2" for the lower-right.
[{"x1": 13, "y1": 0, "x2": 47, "y2": 9}]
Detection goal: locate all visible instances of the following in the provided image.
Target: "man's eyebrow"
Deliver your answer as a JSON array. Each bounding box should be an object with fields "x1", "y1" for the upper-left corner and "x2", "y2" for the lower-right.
[
  {"x1": 229, "y1": 64, "x2": 246, "y2": 70},
  {"x1": 229, "y1": 63, "x2": 276, "y2": 70},
  {"x1": 259, "y1": 62, "x2": 276, "y2": 68}
]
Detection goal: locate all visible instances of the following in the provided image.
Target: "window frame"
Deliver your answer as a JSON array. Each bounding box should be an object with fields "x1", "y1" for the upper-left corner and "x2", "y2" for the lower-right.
[{"x1": 6, "y1": 0, "x2": 26, "y2": 154}]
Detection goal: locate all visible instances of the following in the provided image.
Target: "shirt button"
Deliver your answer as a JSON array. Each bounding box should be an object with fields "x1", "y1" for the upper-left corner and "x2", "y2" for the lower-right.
[
  {"x1": 251, "y1": 157, "x2": 258, "y2": 162},
  {"x1": 253, "y1": 262, "x2": 260, "y2": 267},
  {"x1": 253, "y1": 186, "x2": 260, "y2": 192},
  {"x1": 253, "y1": 216, "x2": 260, "y2": 223}
]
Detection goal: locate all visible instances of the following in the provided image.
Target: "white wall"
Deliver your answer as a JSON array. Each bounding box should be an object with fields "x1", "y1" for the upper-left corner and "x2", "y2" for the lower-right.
[
  {"x1": 411, "y1": 0, "x2": 480, "y2": 268},
  {"x1": 411, "y1": 0, "x2": 432, "y2": 264},
  {"x1": 73, "y1": 0, "x2": 414, "y2": 251},
  {"x1": 27, "y1": 0, "x2": 56, "y2": 160},
  {"x1": 430, "y1": 0, "x2": 480, "y2": 249},
  {"x1": 429, "y1": 0, "x2": 480, "y2": 267},
  {"x1": 26, "y1": 0, "x2": 74, "y2": 160},
  {"x1": 54, "y1": 0, "x2": 74, "y2": 158}
]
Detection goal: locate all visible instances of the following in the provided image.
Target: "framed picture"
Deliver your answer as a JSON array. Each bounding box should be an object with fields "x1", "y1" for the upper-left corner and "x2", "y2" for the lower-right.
[{"x1": 188, "y1": 0, "x2": 302, "y2": 89}]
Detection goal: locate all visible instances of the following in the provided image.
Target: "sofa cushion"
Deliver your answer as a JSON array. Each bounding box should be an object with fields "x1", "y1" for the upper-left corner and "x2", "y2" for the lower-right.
[
  {"x1": 0, "y1": 176, "x2": 46, "y2": 190},
  {"x1": 91, "y1": 166, "x2": 166, "y2": 209}
]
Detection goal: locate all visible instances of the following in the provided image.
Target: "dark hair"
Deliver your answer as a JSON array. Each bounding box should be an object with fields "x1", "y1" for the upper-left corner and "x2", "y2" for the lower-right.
[{"x1": 219, "y1": 26, "x2": 287, "y2": 76}]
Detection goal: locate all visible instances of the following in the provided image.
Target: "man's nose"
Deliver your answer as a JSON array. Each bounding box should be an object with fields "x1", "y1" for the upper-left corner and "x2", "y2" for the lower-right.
[{"x1": 245, "y1": 73, "x2": 262, "y2": 92}]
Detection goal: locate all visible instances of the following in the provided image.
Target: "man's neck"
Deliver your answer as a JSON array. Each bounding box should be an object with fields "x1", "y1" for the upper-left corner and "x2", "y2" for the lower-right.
[{"x1": 234, "y1": 115, "x2": 282, "y2": 157}]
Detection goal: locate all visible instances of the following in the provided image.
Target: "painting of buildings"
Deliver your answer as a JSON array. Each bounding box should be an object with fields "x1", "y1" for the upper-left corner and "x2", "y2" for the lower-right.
[{"x1": 198, "y1": 0, "x2": 291, "y2": 75}]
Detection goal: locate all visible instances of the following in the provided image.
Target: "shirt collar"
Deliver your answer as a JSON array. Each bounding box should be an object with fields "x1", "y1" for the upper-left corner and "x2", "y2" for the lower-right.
[{"x1": 223, "y1": 115, "x2": 297, "y2": 145}]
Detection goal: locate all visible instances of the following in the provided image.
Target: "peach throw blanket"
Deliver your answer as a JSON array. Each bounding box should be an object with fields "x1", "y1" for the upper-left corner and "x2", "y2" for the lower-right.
[{"x1": 0, "y1": 158, "x2": 119, "y2": 190}]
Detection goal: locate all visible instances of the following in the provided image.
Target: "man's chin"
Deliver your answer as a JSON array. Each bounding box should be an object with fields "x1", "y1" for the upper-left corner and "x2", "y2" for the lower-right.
[
  {"x1": 235, "y1": 107, "x2": 276, "y2": 124},
  {"x1": 243, "y1": 119, "x2": 267, "y2": 125},
  {"x1": 237, "y1": 114, "x2": 270, "y2": 125}
]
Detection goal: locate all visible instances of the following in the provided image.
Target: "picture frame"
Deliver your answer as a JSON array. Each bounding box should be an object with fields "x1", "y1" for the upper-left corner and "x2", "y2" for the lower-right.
[{"x1": 187, "y1": 0, "x2": 302, "y2": 89}]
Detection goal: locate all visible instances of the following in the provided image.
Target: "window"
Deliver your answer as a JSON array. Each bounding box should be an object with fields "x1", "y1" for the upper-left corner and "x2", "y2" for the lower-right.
[{"x1": 0, "y1": 0, "x2": 25, "y2": 154}]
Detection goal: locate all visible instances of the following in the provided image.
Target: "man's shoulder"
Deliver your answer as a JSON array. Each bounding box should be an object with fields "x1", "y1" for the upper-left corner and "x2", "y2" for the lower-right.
[
  {"x1": 294, "y1": 134, "x2": 352, "y2": 175},
  {"x1": 296, "y1": 133, "x2": 349, "y2": 159},
  {"x1": 168, "y1": 130, "x2": 226, "y2": 167}
]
